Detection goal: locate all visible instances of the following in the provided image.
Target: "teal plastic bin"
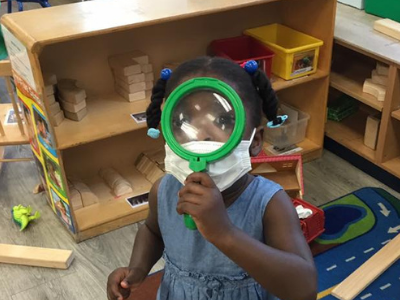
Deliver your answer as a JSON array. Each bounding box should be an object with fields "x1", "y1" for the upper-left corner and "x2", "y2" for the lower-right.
[{"x1": 365, "y1": 0, "x2": 400, "y2": 23}]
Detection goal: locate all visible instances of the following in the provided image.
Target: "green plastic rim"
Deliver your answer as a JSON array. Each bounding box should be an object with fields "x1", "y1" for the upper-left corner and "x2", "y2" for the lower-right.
[{"x1": 161, "y1": 77, "x2": 246, "y2": 172}]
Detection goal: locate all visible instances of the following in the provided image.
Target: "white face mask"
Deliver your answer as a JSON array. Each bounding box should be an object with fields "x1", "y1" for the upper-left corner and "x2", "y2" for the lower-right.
[{"x1": 165, "y1": 129, "x2": 256, "y2": 191}]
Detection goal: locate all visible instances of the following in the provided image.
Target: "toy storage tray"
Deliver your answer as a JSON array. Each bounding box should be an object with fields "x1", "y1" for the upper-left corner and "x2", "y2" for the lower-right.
[
  {"x1": 264, "y1": 103, "x2": 310, "y2": 149},
  {"x1": 209, "y1": 35, "x2": 275, "y2": 77},
  {"x1": 244, "y1": 24, "x2": 323, "y2": 80}
]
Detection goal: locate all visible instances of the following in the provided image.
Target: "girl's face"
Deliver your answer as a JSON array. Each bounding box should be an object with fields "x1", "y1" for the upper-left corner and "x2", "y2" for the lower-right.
[{"x1": 172, "y1": 90, "x2": 236, "y2": 145}]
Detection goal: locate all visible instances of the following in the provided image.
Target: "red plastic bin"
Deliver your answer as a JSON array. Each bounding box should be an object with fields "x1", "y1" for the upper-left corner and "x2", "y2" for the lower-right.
[
  {"x1": 292, "y1": 198, "x2": 325, "y2": 243},
  {"x1": 209, "y1": 35, "x2": 275, "y2": 78}
]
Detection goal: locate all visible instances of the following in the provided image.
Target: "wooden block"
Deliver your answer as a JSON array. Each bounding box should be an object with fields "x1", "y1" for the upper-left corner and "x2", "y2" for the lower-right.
[
  {"x1": 364, "y1": 114, "x2": 380, "y2": 150},
  {"x1": 332, "y1": 234, "x2": 400, "y2": 300},
  {"x1": 49, "y1": 101, "x2": 61, "y2": 115},
  {"x1": 58, "y1": 79, "x2": 86, "y2": 104},
  {"x1": 47, "y1": 94, "x2": 56, "y2": 105},
  {"x1": 117, "y1": 81, "x2": 146, "y2": 93},
  {"x1": 115, "y1": 72, "x2": 145, "y2": 85},
  {"x1": 0, "y1": 243, "x2": 74, "y2": 269},
  {"x1": 43, "y1": 73, "x2": 57, "y2": 85},
  {"x1": 130, "y1": 50, "x2": 149, "y2": 65},
  {"x1": 376, "y1": 62, "x2": 389, "y2": 76},
  {"x1": 60, "y1": 98, "x2": 86, "y2": 113},
  {"x1": 99, "y1": 167, "x2": 133, "y2": 197},
  {"x1": 115, "y1": 85, "x2": 146, "y2": 102},
  {"x1": 363, "y1": 79, "x2": 386, "y2": 101},
  {"x1": 141, "y1": 64, "x2": 153, "y2": 73},
  {"x1": 109, "y1": 55, "x2": 141, "y2": 76},
  {"x1": 145, "y1": 72, "x2": 154, "y2": 82},
  {"x1": 51, "y1": 110, "x2": 65, "y2": 127},
  {"x1": 371, "y1": 69, "x2": 388, "y2": 87},
  {"x1": 69, "y1": 179, "x2": 98, "y2": 208},
  {"x1": 64, "y1": 107, "x2": 88, "y2": 122},
  {"x1": 374, "y1": 18, "x2": 400, "y2": 41},
  {"x1": 45, "y1": 85, "x2": 55, "y2": 96}
]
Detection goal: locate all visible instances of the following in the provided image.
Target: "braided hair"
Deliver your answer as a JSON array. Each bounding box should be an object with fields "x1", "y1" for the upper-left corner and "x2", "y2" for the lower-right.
[{"x1": 146, "y1": 57, "x2": 279, "y2": 135}]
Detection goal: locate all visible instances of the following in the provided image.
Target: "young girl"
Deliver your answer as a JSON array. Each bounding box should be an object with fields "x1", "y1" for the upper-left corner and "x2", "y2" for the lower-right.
[{"x1": 107, "y1": 57, "x2": 317, "y2": 300}]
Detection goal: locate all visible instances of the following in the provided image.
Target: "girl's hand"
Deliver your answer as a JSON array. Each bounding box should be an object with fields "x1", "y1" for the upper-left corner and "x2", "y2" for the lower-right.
[
  {"x1": 107, "y1": 267, "x2": 146, "y2": 300},
  {"x1": 177, "y1": 172, "x2": 234, "y2": 243}
]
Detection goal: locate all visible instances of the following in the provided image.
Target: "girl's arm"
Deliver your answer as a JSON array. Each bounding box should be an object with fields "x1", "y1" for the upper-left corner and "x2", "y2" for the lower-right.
[
  {"x1": 177, "y1": 173, "x2": 317, "y2": 300},
  {"x1": 127, "y1": 177, "x2": 165, "y2": 278}
]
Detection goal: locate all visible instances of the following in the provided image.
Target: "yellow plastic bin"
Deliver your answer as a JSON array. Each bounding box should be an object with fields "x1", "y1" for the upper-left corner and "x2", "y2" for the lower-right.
[{"x1": 244, "y1": 24, "x2": 323, "y2": 80}]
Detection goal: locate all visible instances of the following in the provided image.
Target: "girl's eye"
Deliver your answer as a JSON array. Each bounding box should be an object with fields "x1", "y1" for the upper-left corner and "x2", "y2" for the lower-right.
[
  {"x1": 172, "y1": 116, "x2": 190, "y2": 128},
  {"x1": 215, "y1": 115, "x2": 235, "y2": 127}
]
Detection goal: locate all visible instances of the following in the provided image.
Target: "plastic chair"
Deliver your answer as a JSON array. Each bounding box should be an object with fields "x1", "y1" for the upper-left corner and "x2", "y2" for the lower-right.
[{"x1": 7, "y1": 0, "x2": 51, "y2": 13}]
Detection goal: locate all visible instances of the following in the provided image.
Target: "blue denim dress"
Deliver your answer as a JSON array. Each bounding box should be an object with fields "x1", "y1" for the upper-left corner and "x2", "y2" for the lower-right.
[{"x1": 156, "y1": 174, "x2": 282, "y2": 300}]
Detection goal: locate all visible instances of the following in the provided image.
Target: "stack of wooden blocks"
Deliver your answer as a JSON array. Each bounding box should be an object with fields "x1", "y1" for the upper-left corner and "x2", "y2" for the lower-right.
[
  {"x1": 362, "y1": 63, "x2": 389, "y2": 102},
  {"x1": 44, "y1": 73, "x2": 64, "y2": 127},
  {"x1": 57, "y1": 79, "x2": 88, "y2": 122},
  {"x1": 135, "y1": 148, "x2": 165, "y2": 184},
  {"x1": 109, "y1": 50, "x2": 154, "y2": 102}
]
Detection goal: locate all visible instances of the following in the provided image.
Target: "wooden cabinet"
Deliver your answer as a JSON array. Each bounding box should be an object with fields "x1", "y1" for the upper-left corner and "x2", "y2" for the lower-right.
[
  {"x1": 328, "y1": 4, "x2": 400, "y2": 182},
  {"x1": 1, "y1": 0, "x2": 336, "y2": 241}
]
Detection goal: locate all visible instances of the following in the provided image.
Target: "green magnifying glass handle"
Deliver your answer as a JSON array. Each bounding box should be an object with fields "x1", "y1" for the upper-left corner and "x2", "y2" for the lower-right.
[{"x1": 184, "y1": 214, "x2": 197, "y2": 230}]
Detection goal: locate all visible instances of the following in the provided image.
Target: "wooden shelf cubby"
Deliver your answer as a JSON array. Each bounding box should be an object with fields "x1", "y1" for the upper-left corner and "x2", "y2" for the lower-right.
[
  {"x1": 327, "y1": 3, "x2": 400, "y2": 183},
  {"x1": 2, "y1": 0, "x2": 336, "y2": 241}
]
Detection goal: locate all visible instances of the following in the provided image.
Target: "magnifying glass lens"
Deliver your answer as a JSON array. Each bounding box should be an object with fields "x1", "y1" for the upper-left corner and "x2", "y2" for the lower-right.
[{"x1": 171, "y1": 90, "x2": 236, "y2": 153}]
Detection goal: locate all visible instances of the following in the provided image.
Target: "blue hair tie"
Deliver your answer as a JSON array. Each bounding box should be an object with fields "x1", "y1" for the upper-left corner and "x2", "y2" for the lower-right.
[
  {"x1": 147, "y1": 128, "x2": 160, "y2": 139},
  {"x1": 243, "y1": 60, "x2": 258, "y2": 74},
  {"x1": 267, "y1": 115, "x2": 288, "y2": 128},
  {"x1": 161, "y1": 68, "x2": 172, "y2": 80}
]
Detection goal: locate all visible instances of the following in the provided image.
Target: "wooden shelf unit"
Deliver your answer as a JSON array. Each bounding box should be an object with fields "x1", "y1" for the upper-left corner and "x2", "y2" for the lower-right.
[
  {"x1": 2, "y1": 0, "x2": 336, "y2": 241},
  {"x1": 328, "y1": 3, "x2": 400, "y2": 182},
  {"x1": 392, "y1": 109, "x2": 400, "y2": 122}
]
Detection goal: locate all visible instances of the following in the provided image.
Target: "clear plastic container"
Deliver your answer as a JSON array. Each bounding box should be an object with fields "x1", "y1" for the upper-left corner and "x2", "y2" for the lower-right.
[{"x1": 264, "y1": 103, "x2": 310, "y2": 149}]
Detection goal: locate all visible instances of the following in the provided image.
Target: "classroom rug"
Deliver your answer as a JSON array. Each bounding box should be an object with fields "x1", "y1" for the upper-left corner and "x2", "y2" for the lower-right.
[
  {"x1": 133, "y1": 188, "x2": 400, "y2": 300},
  {"x1": 314, "y1": 188, "x2": 400, "y2": 300}
]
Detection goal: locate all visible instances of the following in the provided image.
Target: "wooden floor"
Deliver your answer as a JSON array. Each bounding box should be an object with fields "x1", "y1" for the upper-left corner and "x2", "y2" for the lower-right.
[{"x1": 1, "y1": 145, "x2": 399, "y2": 300}]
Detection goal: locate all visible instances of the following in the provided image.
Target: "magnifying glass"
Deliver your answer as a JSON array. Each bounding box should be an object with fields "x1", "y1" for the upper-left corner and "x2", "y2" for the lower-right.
[{"x1": 161, "y1": 77, "x2": 246, "y2": 230}]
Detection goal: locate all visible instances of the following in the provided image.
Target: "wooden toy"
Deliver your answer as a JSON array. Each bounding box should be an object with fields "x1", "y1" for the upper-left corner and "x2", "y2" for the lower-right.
[
  {"x1": 363, "y1": 79, "x2": 386, "y2": 101},
  {"x1": 145, "y1": 72, "x2": 154, "y2": 82},
  {"x1": 376, "y1": 62, "x2": 389, "y2": 76},
  {"x1": 115, "y1": 72, "x2": 145, "y2": 85},
  {"x1": 49, "y1": 101, "x2": 61, "y2": 115},
  {"x1": 129, "y1": 50, "x2": 149, "y2": 65},
  {"x1": 109, "y1": 55, "x2": 142, "y2": 76},
  {"x1": 64, "y1": 107, "x2": 88, "y2": 121},
  {"x1": 374, "y1": 19, "x2": 400, "y2": 41},
  {"x1": 0, "y1": 243, "x2": 74, "y2": 269},
  {"x1": 60, "y1": 98, "x2": 86, "y2": 113},
  {"x1": 332, "y1": 234, "x2": 400, "y2": 300},
  {"x1": 45, "y1": 84, "x2": 55, "y2": 96},
  {"x1": 47, "y1": 94, "x2": 56, "y2": 105},
  {"x1": 51, "y1": 110, "x2": 65, "y2": 127},
  {"x1": 99, "y1": 167, "x2": 133, "y2": 196},
  {"x1": 117, "y1": 81, "x2": 146, "y2": 94},
  {"x1": 364, "y1": 114, "x2": 380, "y2": 150},
  {"x1": 141, "y1": 64, "x2": 153, "y2": 73},
  {"x1": 68, "y1": 179, "x2": 99, "y2": 208},
  {"x1": 115, "y1": 85, "x2": 146, "y2": 102},
  {"x1": 58, "y1": 79, "x2": 86, "y2": 104},
  {"x1": 371, "y1": 69, "x2": 388, "y2": 86},
  {"x1": 136, "y1": 149, "x2": 165, "y2": 184}
]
